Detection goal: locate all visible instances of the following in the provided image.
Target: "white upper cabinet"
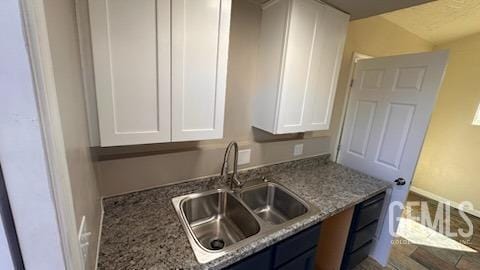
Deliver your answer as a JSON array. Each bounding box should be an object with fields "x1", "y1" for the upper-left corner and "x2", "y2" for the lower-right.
[
  {"x1": 171, "y1": 0, "x2": 231, "y2": 142},
  {"x1": 253, "y1": 0, "x2": 349, "y2": 134},
  {"x1": 89, "y1": 0, "x2": 171, "y2": 146},
  {"x1": 89, "y1": 0, "x2": 231, "y2": 146}
]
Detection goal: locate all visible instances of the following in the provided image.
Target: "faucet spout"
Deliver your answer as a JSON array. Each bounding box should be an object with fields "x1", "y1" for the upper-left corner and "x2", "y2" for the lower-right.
[{"x1": 221, "y1": 141, "x2": 243, "y2": 190}]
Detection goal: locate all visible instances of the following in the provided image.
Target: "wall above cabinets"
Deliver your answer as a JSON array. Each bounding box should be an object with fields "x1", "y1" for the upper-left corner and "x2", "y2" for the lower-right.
[
  {"x1": 88, "y1": 0, "x2": 232, "y2": 147},
  {"x1": 253, "y1": 0, "x2": 349, "y2": 134}
]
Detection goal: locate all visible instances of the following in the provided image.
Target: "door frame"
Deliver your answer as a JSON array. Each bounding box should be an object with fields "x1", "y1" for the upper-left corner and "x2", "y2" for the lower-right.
[
  {"x1": 1, "y1": 0, "x2": 84, "y2": 269},
  {"x1": 332, "y1": 52, "x2": 372, "y2": 162},
  {"x1": 0, "y1": 165, "x2": 24, "y2": 269},
  {"x1": 21, "y1": 0, "x2": 84, "y2": 268}
]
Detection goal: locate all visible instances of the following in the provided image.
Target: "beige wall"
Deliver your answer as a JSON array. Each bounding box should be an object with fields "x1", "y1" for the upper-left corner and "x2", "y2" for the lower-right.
[
  {"x1": 98, "y1": 138, "x2": 330, "y2": 196},
  {"x1": 321, "y1": 16, "x2": 434, "y2": 156},
  {"x1": 43, "y1": 0, "x2": 102, "y2": 269},
  {"x1": 413, "y1": 33, "x2": 480, "y2": 210},
  {"x1": 96, "y1": 0, "x2": 330, "y2": 196}
]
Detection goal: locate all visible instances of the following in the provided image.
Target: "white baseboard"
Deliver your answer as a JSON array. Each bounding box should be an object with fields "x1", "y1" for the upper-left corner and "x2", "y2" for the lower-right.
[
  {"x1": 410, "y1": 186, "x2": 480, "y2": 218},
  {"x1": 94, "y1": 200, "x2": 104, "y2": 270}
]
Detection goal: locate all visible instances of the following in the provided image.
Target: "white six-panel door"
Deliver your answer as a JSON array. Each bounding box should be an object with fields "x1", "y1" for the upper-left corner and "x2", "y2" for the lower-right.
[
  {"x1": 171, "y1": 0, "x2": 231, "y2": 141},
  {"x1": 338, "y1": 51, "x2": 448, "y2": 265},
  {"x1": 89, "y1": 0, "x2": 171, "y2": 146}
]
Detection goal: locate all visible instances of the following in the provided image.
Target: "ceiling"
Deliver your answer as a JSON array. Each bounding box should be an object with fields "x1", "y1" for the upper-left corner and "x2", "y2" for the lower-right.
[
  {"x1": 382, "y1": 0, "x2": 480, "y2": 45},
  {"x1": 248, "y1": 0, "x2": 435, "y2": 20}
]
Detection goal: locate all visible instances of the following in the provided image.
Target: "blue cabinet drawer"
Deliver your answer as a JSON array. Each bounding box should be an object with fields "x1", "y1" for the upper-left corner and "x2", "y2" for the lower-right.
[
  {"x1": 273, "y1": 224, "x2": 321, "y2": 267},
  {"x1": 350, "y1": 221, "x2": 378, "y2": 251},
  {"x1": 341, "y1": 192, "x2": 385, "y2": 269},
  {"x1": 276, "y1": 248, "x2": 317, "y2": 270},
  {"x1": 226, "y1": 223, "x2": 321, "y2": 270},
  {"x1": 355, "y1": 194, "x2": 385, "y2": 230},
  {"x1": 343, "y1": 241, "x2": 373, "y2": 270},
  {"x1": 359, "y1": 192, "x2": 385, "y2": 208}
]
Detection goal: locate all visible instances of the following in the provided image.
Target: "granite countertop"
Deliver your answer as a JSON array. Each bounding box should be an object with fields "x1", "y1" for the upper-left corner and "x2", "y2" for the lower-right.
[{"x1": 98, "y1": 155, "x2": 391, "y2": 270}]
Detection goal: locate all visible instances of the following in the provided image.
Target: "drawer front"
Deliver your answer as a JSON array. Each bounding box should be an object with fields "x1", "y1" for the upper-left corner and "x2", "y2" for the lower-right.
[
  {"x1": 343, "y1": 241, "x2": 373, "y2": 270},
  {"x1": 273, "y1": 224, "x2": 321, "y2": 267},
  {"x1": 360, "y1": 193, "x2": 385, "y2": 208},
  {"x1": 350, "y1": 221, "x2": 378, "y2": 251},
  {"x1": 276, "y1": 248, "x2": 316, "y2": 270},
  {"x1": 227, "y1": 247, "x2": 272, "y2": 270},
  {"x1": 355, "y1": 195, "x2": 385, "y2": 230}
]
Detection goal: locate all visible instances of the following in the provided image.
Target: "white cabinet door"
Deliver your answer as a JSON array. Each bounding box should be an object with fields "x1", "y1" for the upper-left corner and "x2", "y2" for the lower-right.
[
  {"x1": 171, "y1": 0, "x2": 231, "y2": 141},
  {"x1": 252, "y1": 0, "x2": 291, "y2": 134},
  {"x1": 276, "y1": 0, "x2": 324, "y2": 134},
  {"x1": 256, "y1": 0, "x2": 349, "y2": 134},
  {"x1": 303, "y1": 6, "x2": 349, "y2": 131},
  {"x1": 89, "y1": 0, "x2": 171, "y2": 146}
]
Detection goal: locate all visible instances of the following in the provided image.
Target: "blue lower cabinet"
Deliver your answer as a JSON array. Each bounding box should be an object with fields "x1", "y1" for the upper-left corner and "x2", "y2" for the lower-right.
[
  {"x1": 226, "y1": 223, "x2": 321, "y2": 270},
  {"x1": 273, "y1": 224, "x2": 321, "y2": 267},
  {"x1": 276, "y1": 248, "x2": 317, "y2": 270},
  {"x1": 227, "y1": 247, "x2": 273, "y2": 270},
  {"x1": 341, "y1": 192, "x2": 386, "y2": 270}
]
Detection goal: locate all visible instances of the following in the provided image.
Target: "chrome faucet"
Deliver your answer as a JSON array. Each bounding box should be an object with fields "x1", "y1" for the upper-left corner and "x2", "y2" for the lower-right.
[{"x1": 221, "y1": 141, "x2": 243, "y2": 191}]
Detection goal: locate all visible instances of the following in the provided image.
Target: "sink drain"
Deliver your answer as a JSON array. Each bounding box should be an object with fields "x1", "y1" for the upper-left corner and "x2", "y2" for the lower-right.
[{"x1": 209, "y1": 239, "x2": 225, "y2": 250}]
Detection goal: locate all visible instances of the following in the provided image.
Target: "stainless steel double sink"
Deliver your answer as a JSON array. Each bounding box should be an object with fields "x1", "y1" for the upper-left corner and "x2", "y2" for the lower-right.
[{"x1": 171, "y1": 181, "x2": 319, "y2": 264}]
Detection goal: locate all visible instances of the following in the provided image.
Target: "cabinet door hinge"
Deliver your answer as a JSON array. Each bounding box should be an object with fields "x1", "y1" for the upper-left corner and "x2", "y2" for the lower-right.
[{"x1": 350, "y1": 79, "x2": 354, "y2": 87}]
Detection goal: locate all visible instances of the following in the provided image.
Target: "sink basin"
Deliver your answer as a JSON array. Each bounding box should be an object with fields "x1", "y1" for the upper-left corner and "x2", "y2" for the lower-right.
[
  {"x1": 179, "y1": 190, "x2": 260, "y2": 251},
  {"x1": 171, "y1": 182, "x2": 317, "y2": 264},
  {"x1": 240, "y1": 182, "x2": 308, "y2": 225}
]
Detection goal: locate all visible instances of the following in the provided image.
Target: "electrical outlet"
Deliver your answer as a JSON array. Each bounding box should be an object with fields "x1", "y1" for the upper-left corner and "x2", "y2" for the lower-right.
[
  {"x1": 238, "y1": 149, "x2": 251, "y2": 165},
  {"x1": 293, "y1": 144, "x2": 303, "y2": 156},
  {"x1": 78, "y1": 216, "x2": 91, "y2": 267}
]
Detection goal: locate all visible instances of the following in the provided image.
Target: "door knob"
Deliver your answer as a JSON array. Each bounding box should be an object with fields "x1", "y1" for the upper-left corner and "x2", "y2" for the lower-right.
[{"x1": 394, "y1": 178, "x2": 406, "y2": 186}]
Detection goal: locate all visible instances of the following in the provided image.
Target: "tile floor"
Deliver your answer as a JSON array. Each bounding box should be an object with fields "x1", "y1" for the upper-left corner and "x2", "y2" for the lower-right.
[{"x1": 355, "y1": 192, "x2": 480, "y2": 270}]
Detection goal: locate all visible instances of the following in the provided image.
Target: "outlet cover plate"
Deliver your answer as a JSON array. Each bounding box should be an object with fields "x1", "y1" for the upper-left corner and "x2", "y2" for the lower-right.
[
  {"x1": 294, "y1": 144, "x2": 303, "y2": 156},
  {"x1": 78, "y1": 216, "x2": 91, "y2": 267},
  {"x1": 238, "y1": 149, "x2": 251, "y2": 165}
]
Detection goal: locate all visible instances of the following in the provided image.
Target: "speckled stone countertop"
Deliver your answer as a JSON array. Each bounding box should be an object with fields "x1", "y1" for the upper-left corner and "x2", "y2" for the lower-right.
[{"x1": 98, "y1": 155, "x2": 391, "y2": 270}]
